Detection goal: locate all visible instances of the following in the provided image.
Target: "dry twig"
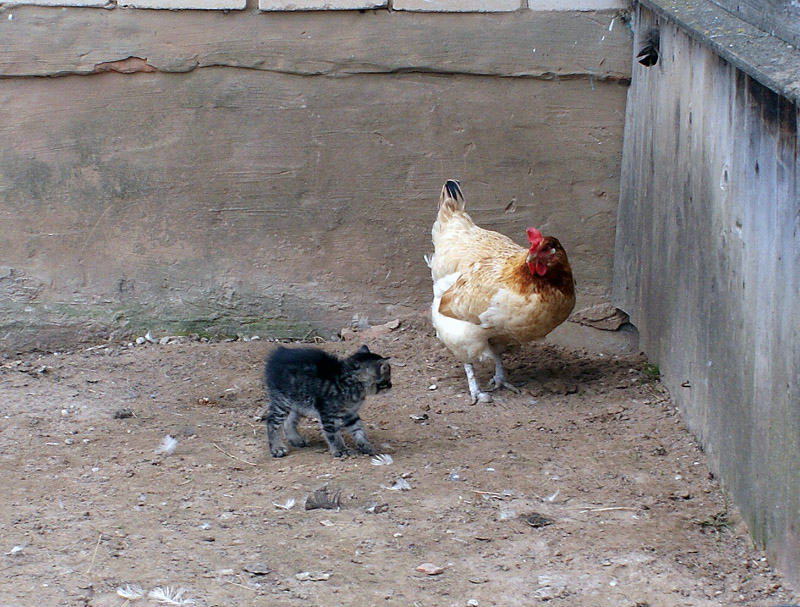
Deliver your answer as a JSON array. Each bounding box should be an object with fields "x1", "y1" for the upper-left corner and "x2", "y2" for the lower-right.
[
  {"x1": 213, "y1": 443, "x2": 257, "y2": 466},
  {"x1": 86, "y1": 534, "x2": 102, "y2": 574},
  {"x1": 223, "y1": 579, "x2": 258, "y2": 592}
]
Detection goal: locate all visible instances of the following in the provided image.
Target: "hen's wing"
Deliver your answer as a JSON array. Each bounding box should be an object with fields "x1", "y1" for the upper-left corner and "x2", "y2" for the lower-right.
[
  {"x1": 432, "y1": 180, "x2": 530, "y2": 326},
  {"x1": 437, "y1": 249, "x2": 526, "y2": 326},
  {"x1": 433, "y1": 220, "x2": 520, "y2": 272}
]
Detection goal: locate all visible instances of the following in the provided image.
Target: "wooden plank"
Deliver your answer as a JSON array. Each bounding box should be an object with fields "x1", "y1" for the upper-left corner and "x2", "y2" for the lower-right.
[{"x1": 0, "y1": 8, "x2": 632, "y2": 80}]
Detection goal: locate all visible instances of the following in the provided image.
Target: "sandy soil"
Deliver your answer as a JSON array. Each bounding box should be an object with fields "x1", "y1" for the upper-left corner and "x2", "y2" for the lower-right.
[{"x1": 1, "y1": 315, "x2": 797, "y2": 607}]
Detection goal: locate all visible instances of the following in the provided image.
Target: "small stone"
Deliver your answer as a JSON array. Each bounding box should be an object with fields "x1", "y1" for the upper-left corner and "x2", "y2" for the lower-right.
[
  {"x1": 295, "y1": 571, "x2": 330, "y2": 582},
  {"x1": 523, "y1": 512, "x2": 554, "y2": 528},
  {"x1": 243, "y1": 562, "x2": 271, "y2": 576},
  {"x1": 415, "y1": 563, "x2": 444, "y2": 576}
]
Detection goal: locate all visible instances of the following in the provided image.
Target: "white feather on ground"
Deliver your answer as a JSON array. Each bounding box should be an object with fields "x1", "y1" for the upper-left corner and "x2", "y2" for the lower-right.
[
  {"x1": 148, "y1": 586, "x2": 196, "y2": 606},
  {"x1": 370, "y1": 454, "x2": 393, "y2": 466},
  {"x1": 154, "y1": 435, "x2": 177, "y2": 456},
  {"x1": 116, "y1": 584, "x2": 145, "y2": 600},
  {"x1": 381, "y1": 477, "x2": 411, "y2": 491}
]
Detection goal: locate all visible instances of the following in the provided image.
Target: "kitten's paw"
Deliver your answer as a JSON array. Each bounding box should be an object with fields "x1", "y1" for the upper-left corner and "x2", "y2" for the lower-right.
[
  {"x1": 270, "y1": 446, "x2": 289, "y2": 458},
  {"x1": 287, "y1": 437, "x2": 307, "y2": 448},
  {"x1": 333, "y1": 449, "x2": 353, "y2": 458},
  {"x1": 357, "y1": 442, "x2": 375, "y2": 455}
]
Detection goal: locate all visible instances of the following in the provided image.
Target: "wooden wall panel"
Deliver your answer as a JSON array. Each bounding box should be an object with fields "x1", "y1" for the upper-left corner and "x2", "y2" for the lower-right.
[{"x1": 614, "y1": 4, "x2": 800, "y2": 586}]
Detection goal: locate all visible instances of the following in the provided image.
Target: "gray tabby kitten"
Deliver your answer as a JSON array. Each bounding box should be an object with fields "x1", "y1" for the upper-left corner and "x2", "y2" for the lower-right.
[{"x1": 264, "y1": 345, "x2": 391, "y2": 458}]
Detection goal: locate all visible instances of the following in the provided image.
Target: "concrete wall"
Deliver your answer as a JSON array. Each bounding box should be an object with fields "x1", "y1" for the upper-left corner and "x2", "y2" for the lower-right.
[
  {"x1": 0, "y1": 6, "x2": 633, "y2": 351},
  {"x1": 614, "y1": 1, "x2": 800, "y2": 586}
]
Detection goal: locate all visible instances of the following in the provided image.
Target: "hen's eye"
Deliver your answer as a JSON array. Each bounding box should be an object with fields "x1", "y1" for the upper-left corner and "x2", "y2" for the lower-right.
[{"x1": 550, "y1": 248, "x2": 556, "y2": 255}]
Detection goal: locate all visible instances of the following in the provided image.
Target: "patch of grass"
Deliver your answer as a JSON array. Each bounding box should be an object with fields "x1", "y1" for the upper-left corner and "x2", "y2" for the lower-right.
[
  {"x1": 694, "y1": 509, "x2": 732, "y2": 534},
  {"x1": 642, "y1": 362, "x2": 661, "y2": 382}
]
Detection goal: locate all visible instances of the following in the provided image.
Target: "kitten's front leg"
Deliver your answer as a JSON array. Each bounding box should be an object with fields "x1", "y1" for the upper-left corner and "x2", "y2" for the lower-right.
[
  {"x1": 319, "y1": 416, "x2": 351, "y2": 457},
  {"x1": 343, "y1": 414, "x2": 374, "y2": 455}
]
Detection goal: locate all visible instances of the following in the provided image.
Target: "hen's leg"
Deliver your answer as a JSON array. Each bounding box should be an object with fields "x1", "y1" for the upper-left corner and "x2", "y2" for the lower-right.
[
  {"x1": 465, "y1": 363, "x2": 493, "y2": 404},
  {"x1": 487, "y1": 351, "x2": 520, "y2": 394}
]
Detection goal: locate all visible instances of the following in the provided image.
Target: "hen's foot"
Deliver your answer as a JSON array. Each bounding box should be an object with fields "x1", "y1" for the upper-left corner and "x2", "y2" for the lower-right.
[
  {"x1": 464, "y1": 363, "x2": 493, "y2": 404},
  {"x1": 470, "y1": 390, "x2": 494, "y2": 404},
  {"x1": 487, "y1": 376, "x2": 520, "y2": 394}
]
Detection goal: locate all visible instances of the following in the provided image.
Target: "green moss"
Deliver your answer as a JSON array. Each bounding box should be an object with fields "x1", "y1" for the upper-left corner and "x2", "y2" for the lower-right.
[{"x1": 0, "y1": 302, "x2": 330, "y2": 351}]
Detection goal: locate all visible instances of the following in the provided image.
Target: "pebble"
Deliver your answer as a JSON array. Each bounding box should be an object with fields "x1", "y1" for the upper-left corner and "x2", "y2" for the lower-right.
[
  {"x1": 415, "y1": 563, "x2": 444, "y2": 576},
  {"x1": 296, "y1": 571, "x2": 330, "y2": 582},
  {"x1": 243, "y1": 563, "x2": 271, "y2": 576}
]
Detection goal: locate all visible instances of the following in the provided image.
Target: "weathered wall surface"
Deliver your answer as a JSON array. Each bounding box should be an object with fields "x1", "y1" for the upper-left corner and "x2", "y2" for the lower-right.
[
  {"x1": 0, "y1": 8, "x2": 632, "y2": 350},
  {"x1": 711, "y1": 0, "x2": 800, "y2": 49},
  {"x1": 614, "y1": 3, "x2": 800, "y2": 586}
]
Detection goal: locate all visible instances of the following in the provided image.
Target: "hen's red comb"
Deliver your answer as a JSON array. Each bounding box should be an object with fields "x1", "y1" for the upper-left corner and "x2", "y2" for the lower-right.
[{"x1": 526, "y1": 227, "x2": 543, "y2": 248}]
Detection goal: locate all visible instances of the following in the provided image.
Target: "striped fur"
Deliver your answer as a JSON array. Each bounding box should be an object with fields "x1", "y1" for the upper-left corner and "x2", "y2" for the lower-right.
[{"x1": 264, "y1": 345, "x2": 391, "y2": 458}]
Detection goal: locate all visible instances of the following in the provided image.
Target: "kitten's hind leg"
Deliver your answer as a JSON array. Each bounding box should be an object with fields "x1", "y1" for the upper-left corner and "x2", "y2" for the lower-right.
[
  {"x1": 265, "y1": 399, "x2": 291, "y2": 458},
  {"x1": 343, "y1": 414, "x2": 374, "y2": 455},
  {"x1": 283, "y1": 409, "x2": 307, "y2": 448}
]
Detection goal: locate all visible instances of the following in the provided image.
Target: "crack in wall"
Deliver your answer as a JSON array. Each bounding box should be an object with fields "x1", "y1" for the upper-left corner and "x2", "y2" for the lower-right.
[{"x1": 4, "y1": 60, "x2": 631, "y2": 83}]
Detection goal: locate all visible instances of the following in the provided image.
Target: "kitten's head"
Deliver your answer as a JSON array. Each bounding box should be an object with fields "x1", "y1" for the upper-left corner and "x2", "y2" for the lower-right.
[{"x1": 349, "y1": 345, "x2": 392, "y2": 395}]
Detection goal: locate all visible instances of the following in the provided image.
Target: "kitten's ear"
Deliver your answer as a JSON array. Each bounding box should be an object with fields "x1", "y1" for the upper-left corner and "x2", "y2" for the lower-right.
[{"x1": 357, "y1": 345, "x2": 371, "y2": 354}]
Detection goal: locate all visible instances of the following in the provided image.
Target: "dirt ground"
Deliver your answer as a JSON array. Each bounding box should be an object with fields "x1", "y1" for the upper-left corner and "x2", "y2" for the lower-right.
[{"x1": 1, "y1": 315, "x2": 797, "y2": 607}]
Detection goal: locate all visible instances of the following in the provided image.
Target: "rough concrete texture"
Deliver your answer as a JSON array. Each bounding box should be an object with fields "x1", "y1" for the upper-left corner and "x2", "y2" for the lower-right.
[
  {"x1": 0, "y1": 8, "x2": 632, "y2": 352},
  {"x1": 614, "y1": 5, "x2": 800, "y2": 588}
]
